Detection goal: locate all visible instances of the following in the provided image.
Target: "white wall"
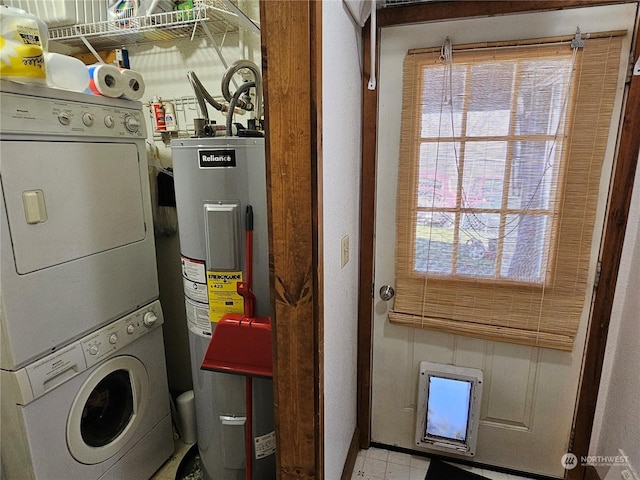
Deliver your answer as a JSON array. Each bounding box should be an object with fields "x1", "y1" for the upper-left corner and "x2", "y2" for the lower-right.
[
  {"x1": 322, "y1": 1, "x2": 363, "y2": 477},
  {"x1": 590, "y1": 154, "x2": 640, "y2": 477}
]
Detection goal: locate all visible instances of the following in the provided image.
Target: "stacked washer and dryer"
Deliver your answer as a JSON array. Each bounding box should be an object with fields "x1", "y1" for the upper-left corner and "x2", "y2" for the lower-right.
[{"x1": 0, "y1": 80, "x2": 173, "y2": 480}]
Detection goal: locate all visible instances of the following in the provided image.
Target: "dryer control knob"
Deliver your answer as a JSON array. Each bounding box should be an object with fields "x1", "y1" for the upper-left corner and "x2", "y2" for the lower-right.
[
  {"x1": 82, "y1": 113, "x2": 94, "y2": 126},
  {"x1": 143, "y1": 312, "x2": 158, "y2": 327},
  {"x1": 109, "y1": 333, "x2": 118, "y2": 344},
  {"x1": 104, "y1": 115, "x2": 115, "y2": 128},
  {"x1": 57, "y1": 112, "x2": 71, "y2": 125},
  {"x1": 89, "y1": 344, "x2": 99, "y2": 356},
  {"x1": 127, "y1": 324, "x2": 135, "y2": 334},
  {"x1": 124, "y1": 115, "x2": 140, "y2": 133}
]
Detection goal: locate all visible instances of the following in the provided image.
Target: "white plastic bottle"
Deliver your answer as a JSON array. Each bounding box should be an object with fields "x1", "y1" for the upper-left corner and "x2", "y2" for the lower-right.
[
  {"x1": 44, "y1": 52, "x2": 90, "y2": 92},
  {"x1": 163, "y1": 101, "x2": 177, "y2": 131}
]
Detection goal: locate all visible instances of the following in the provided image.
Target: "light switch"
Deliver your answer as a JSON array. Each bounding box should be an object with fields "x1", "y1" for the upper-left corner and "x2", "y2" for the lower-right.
[{"x1": 22, "y1": 190, "x2": 47, "y2": 224}]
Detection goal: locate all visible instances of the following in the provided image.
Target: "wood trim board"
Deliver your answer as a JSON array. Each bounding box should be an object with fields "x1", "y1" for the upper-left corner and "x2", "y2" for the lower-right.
[
  {"x1": 341, "y1": 428, "x2": 362, "y2": 480},
  {"x1": 260, "y1": 1, "x2": 323, "y2": 478},
  {"x1": 357, "y1": 19, "x2": 378, "y2": 450}
]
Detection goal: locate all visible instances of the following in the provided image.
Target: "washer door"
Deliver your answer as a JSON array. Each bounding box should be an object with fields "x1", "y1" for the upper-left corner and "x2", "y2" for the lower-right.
[{"x1": 67, "y1": 355, "x2": 149, "y2": 464}]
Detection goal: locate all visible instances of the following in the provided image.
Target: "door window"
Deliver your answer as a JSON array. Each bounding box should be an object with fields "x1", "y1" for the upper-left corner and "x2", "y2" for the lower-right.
[
  {"x1": 67, "y1": 355, "x2": 148, "y2": 465},
  {"x1": 80, "y1": 370, "x2": 134, "y2": 447},
  {"x1": 392, "y1": 35, "x2": 625, "y2": 350}
]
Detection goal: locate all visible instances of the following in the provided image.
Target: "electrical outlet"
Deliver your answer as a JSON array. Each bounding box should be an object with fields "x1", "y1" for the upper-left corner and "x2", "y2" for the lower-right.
[{"x1": 341, "y1": 234, "x2": 350, "y2": 268}]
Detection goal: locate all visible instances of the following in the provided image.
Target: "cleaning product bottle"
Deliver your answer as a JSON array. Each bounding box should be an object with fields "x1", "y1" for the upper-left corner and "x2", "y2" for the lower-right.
[
  {"x1": 108, "y1": 0, "x2": 139, "y2": 29},
  {"x1": 0, "y1": 5, "x2": 47, "y2": 84},
  {"x1": 163, "y1": 101, "x2": 177, "y2": 131},
  {"x1": 151, "y1": 96, "x2": 166, "y2": 131}
]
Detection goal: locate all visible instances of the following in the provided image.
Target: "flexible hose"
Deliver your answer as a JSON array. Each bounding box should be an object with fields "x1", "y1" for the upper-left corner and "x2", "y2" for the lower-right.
[
  {"x1": 187, "y1": 70, "x2": 225, "y2": 122},
  {"x1": 187, "y1": 71, "x2": 209, "y2": 121},
  {"x1": 221, "y1": 60, "x2": 263, "y2": 120},
  {"x1": 226, "y1": 81, "x2": 256, "y2": 136}
]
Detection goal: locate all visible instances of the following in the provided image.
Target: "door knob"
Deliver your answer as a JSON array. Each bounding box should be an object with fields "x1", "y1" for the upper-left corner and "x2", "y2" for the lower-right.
[{"x1": 379, "y1": 285, "x2": 395, "y2": 301}]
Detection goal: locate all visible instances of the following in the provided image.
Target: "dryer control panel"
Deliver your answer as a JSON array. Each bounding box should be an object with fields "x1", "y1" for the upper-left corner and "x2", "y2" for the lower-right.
[
  {"x1": 80, "y1": 301, "x2": 163, "y2": 367},
  {"x1": 7, "y1": 301, "x2": 163, "y2": 406},
  {"x1": 0, "y1": 91, "x2": 146, "y2": 138}
]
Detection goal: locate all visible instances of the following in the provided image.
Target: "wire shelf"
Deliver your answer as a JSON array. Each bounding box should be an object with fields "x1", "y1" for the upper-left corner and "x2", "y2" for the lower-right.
[{"x1": 48, "y1": 0, "x2": 258, "y2": 51}]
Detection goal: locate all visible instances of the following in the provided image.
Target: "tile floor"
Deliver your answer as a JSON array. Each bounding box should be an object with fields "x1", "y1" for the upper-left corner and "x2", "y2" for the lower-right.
[
  {"x1": 150, "y1": 442, "x2": 536, "y2": 480},
  {"x1": 352, "y1": 447, "x2": 535, "y2": 480}
]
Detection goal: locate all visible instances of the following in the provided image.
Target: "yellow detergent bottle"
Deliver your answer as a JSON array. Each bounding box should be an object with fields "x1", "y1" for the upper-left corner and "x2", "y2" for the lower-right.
[{"x1": 0, "y1": 5, "x2": 47, "y2": 84}]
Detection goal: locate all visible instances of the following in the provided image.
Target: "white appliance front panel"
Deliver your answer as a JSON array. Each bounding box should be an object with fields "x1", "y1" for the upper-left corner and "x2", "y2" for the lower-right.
[
  {"x1": 1, "y1": 141, "x2": 145, "y2": 274},
  {"x1": 0, "y1": 140, "x2": 158, "y2": 371},
  {"x1": 0, "y1": 326, "x2": 172, "y2": 480}
]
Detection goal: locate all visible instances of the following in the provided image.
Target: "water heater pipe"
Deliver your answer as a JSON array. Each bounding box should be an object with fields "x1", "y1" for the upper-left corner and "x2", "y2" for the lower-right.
[
  {"x1": 221, "y1": 60, "x2": 263, "y2": 120},
  {"x1": 226, "y1": 81, "x2": 256, "y2": 136},
  {"x1": 187, "y1": 70, "x2": 225, "y2": 122}
]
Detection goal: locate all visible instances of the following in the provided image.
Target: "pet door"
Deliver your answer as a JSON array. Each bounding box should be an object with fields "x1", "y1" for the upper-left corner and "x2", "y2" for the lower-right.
[{"x1": 414, "y1": 362, "x2": 482, "y2": 457}]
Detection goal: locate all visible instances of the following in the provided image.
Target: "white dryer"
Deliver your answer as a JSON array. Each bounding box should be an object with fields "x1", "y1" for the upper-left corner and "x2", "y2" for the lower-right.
[
  {"x1": 0, "y1": 80, "x2": 157, "y2": 371},
  {"x1": 1, "y1": 301, "x2": 173, "y2": 480}
]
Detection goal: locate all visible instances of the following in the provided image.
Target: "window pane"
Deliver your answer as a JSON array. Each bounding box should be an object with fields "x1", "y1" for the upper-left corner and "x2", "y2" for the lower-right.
[
  {"x1": 501, "y1": 214, "x2": 548, "y2": 282},
  {"x1": 415, "y1": 214, "x2": 454, "y2": 275},
  {"x1": 509, "y1": 141, "x2": 558, "y2": 210},
  {"x1": 421, "y1": 65, "x2": 466, "y2": 138},
  {"x1": 462, "y1": 141, "x2": 507, "y2": 210},
  {"x1": 467, "y1": 62, "x2": 515, "y2": 137},
  {"x1": 516, "y1": 58, "x2": 572, "y2": 136},
  {"x1": 458, "y1": 213, "x2": 500, "y2": 278},
  {"x1": 418, "y1": 142, "x2": 459, "y2": 208}
]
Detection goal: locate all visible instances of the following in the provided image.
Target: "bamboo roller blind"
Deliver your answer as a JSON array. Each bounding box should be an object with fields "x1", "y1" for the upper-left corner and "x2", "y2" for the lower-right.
[{"x1": 390, "y1": 34, "x2": 624, "y2": 351}]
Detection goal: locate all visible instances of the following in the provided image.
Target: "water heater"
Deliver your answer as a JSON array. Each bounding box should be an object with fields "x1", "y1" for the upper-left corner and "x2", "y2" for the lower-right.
[{"x1": 171, "y1": 136, "x2": 275, "y2": 480}]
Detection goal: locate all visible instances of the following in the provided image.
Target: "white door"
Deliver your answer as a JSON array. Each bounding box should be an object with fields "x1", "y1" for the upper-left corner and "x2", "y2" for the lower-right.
[{"x1": 371, "y1": 5, "x2": 637, "y2": 477}]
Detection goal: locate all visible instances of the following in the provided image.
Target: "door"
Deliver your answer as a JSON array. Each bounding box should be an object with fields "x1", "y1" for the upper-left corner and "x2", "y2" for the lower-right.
[
  {"x1": 371, "y1": 5, "x2": 637, "y2": 477},
  {"x1": 67, "y1": 355, "x2": 149, "y2": 465},
  {"x1": 1, "y1": 141, "x2": 145, "y2": 274},
  {"x1": 1, "y1": 140, "x2": 158, "y2": 370}
]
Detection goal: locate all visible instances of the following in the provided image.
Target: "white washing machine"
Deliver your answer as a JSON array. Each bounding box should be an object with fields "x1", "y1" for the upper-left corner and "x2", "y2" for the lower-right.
[
  {"x1": 0, "y1": 80, "x2": 158, "y2": 371},
  {"x1": 1, "y1": 301, "x2": 173, "y2": 480}
]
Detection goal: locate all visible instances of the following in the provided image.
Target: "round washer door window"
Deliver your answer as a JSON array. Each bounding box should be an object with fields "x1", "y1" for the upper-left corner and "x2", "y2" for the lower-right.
[{"x1": 67, "y1": 355, "x2": 149, "y2": 464}]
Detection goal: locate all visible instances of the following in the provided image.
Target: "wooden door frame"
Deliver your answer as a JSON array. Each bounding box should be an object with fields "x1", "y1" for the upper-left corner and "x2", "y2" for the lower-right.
[
  {"x1": 356, "y1": 2, "x2": 640, "y2": 480},
  {"x1": 261, "y1": 1, "x2": 323, "y2": 478}
]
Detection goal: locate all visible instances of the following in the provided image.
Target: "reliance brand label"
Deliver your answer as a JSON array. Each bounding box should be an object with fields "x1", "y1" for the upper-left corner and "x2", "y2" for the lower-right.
[{"x1": 198, "y1": 149, "x2": 236, "y2": 168}]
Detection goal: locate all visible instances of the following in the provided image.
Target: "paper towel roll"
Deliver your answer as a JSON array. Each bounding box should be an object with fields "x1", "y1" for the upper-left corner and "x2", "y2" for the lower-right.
[
  {"x1": 119, "y1": 68, "x2": 145, "y2": 100},
  {"x1": 87, "y1": 64, "x2": 124, "y2": 98}
]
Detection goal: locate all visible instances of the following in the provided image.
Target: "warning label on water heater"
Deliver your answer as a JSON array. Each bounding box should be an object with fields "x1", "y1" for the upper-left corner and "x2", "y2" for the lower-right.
[
  {"x1": 206, "y1": 270, "x2": 244, "y2": 323},
  {"x1": 181, "y1": 256, "x2": 211, "y2": 337},
  {"x1": 184, "y1": 297, "x2": 211, "y2": 337},
  {"x1": 181, "y1": 256, "x2": 206, "y2": 283},
  {"x1": 254, "y1": 431, "x2": 276, "y2": 459}
]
